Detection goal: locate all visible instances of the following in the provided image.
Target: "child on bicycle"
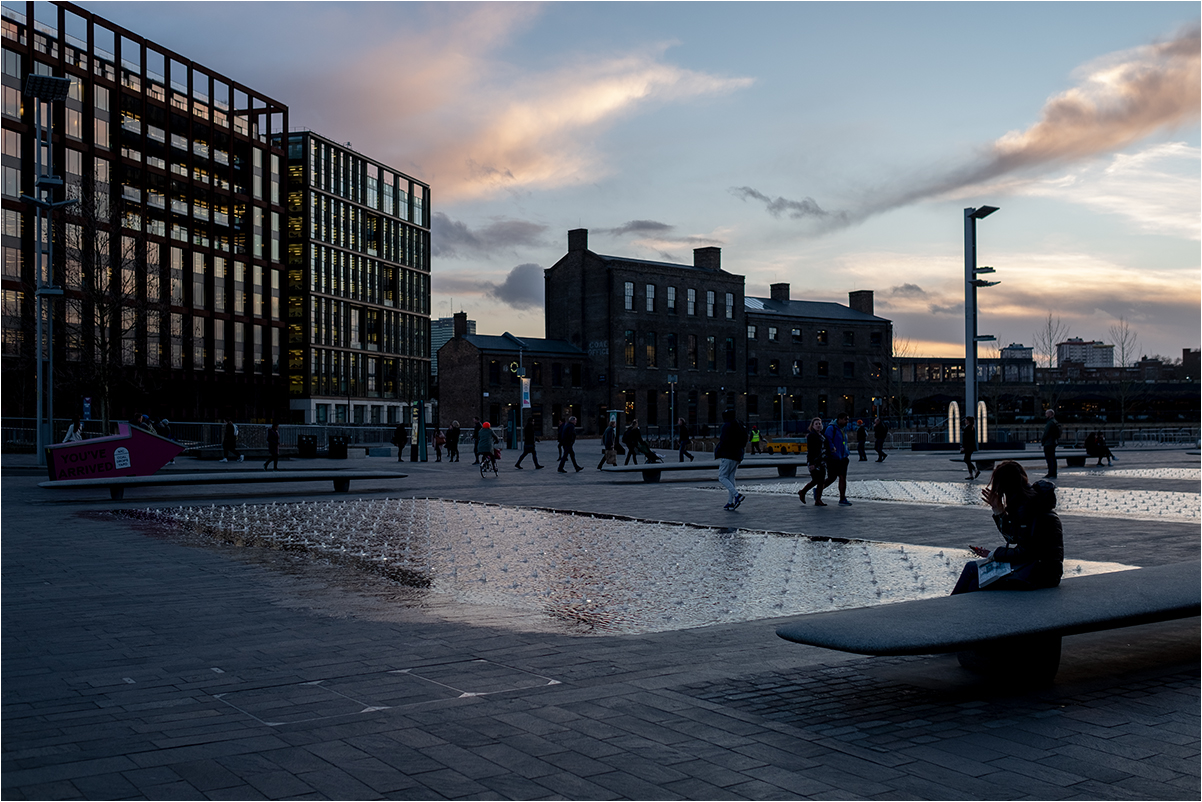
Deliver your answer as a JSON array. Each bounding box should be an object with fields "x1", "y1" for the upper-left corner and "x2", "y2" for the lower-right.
[{"x1": 475, "y1": 421, "x2": 499, "y2": 466}]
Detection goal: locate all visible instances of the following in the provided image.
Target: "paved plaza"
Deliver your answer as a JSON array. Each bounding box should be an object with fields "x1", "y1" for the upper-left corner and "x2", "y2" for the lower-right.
[{"x1": 3, "y1": 445, "x2": 1199, "y2": 800}]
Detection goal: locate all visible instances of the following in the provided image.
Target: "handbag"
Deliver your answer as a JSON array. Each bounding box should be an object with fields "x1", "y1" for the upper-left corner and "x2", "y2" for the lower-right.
[{"x1": 435, "y1": 434, "x2": 446, "y2": 446}]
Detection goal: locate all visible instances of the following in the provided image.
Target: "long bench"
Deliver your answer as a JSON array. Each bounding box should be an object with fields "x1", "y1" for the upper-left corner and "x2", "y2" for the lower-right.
[
  {"x1": 776, "y1": 561, "x2": 1200, "y2": 683},
  {"x1": 602, "y1": 456, "x2": 809, "y2": 483},
  {"x1": 950, "y1": 449, "x2": 1089, "y2": 470},
  {"x1": 38, "y1": 470, "x2": 408, "y2": 500}
]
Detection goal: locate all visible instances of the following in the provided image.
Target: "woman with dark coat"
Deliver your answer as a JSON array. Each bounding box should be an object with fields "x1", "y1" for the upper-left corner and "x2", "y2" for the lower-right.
[
  {"x1": 962, "y1": 416, "x2": 980, "y2": 479},
  {"x1": 952, "y1": 460, "x2": 1064, "y2": 594},
  {"x1": 677, "y1": 417, "x2": 694, "y2": 463},
  {"x1": 798, "y1": 416, "x2": 828, "y2": 506},
  {"x1": 264, "y1": 422, "x2": 280, "y2": 470},
  {"x1": 445, "y1": 421, "x2": 461, "y2": 462},
  {"x1": 622, "y1": 420, "x2": 642, "y2": 465}
]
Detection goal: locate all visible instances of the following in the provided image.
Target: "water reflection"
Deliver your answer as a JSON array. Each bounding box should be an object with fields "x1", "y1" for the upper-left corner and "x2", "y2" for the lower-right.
[{"x1": 122, "y1": 499, "x2": 1130, "y2": 636}]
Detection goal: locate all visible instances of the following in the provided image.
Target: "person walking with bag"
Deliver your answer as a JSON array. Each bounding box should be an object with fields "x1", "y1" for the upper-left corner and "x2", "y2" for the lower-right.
[
  {"x1": 622, "y1": 420, "x2": 642, "y2": 465},
  {"x1": 856, "y1": 419, "x2": 869, "y2": 461},
  {"x1": 873, "y1": 416, "x2": 888, "y2": 462},
  {"x1": 598, "y1": 419, "x2": 618, "y2": 469},
  {"x1": 798, "y1": 417, "x2": 828, "y2": 506},
  {"x1": 962, "y1": 416, "x2": 980, "y2": 480},
  {"x1": 557, "y1": 416, "x2": 583, "y2": 472},
  {"x1": 264, "y1": 422, "x2": 280, "y2": 470},
  {"x1": 220, "y1": 418, "x2": 243, "y2": 463},
  {"x1": 432, "y1": 426, "x2": 445, "y2": 462}
]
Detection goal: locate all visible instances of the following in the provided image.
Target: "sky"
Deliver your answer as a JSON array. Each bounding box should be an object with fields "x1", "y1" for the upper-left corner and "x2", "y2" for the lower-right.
[{"x1": 55, "y1": 1, "x2": 1201, "y2": 362}]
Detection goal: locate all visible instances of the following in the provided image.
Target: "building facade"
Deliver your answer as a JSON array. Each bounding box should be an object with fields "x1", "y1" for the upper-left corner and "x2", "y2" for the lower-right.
[
  {"x1": 279, "y1": 131, "x2": 431, "y2": 425},
  {"x1": 430, "y1": 313, "x2": 473, "y2": 377},
  {"x1": 1056, "y1": 337, "x2": 1114, "y2": 368},
  {"x1": 541, "y1": 229, "x2": 893, "y2": 436},
  {"x1": 437, "y1": 313, "x2": 588, "y2": 440},
  {"x1": 3, "y1": 1, "x2": 288, "y2": 423}
]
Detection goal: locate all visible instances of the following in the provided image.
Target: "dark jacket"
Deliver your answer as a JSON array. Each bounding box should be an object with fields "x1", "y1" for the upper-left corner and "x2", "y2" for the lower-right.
[
  {"x1": 856, "y1": 426, "x2": 867, "y2": 445},
  {"x1": 963, "y1": 424, "x2": 976, "y2": 455},
  {"x1": 523, "y1": 419, "x2": 537, "y2": 448},
  {"x1": 714, "y1": 413, "x2": 747, "y2": 462},
  {"x1": 1041, "y1": 416, "x2": 1061, "y2": 447},
  {"x1": 806, "y1": 430, "x2": 826, "y2": 466},
  {"x1": 991, "y1": 480, "x2": 1064, "y2": 588},
  {"x1": 622, "y1": 425, "x2": 641, "y2": 448},
  {"x1": 873, "y1": 421, "x2": 888, "y2": 441},
  {"x1": 267, "y1": 427, "x2": 280, "y2": 455},
  {"x1": 678, "y1": 423, "x2": 691, "y2": 445},
  {"x1": 475, "y1": 427, "x2": 497, "y2": 455},
  {"x1": 602, "y1": 426, "x2": 617, "y2": 449},
  {"x1": 445, "y1": 425, "x2": 460, "y2": 447},
  {"x1": 560, "y1": 420, "x2": 577, "y2": 448}
]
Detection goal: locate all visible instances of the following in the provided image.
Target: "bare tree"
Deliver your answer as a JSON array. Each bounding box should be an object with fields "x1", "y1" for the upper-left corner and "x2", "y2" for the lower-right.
[
  {"x1": 1033, "y1": 312, "x2": 1070, "y2": 369},
  {"x1": 1107, "y1": 316, "x2": 1142, "y2": 435},
  {"x1": 56, "y1": 176, "x2": 156, "y2": 433},
  {"x1": 867, "y1": 331, "x2": 913, "y2": 422}
]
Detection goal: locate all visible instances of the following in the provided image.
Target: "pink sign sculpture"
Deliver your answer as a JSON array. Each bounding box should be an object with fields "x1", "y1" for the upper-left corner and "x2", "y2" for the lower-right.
[{"x1": 45, "y1": 424, "x2": 184, "y2": 482}]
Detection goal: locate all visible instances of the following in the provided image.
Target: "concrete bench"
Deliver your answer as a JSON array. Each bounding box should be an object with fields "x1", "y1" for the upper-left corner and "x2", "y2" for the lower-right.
[
  {"x1": 602, "y1": 456, "x2": 810, "y2": 483},
  {"x1": 950, "y1": 449, "x2": 1089, "y2": 470},
  {"x1": 38, "y1": 470, "x2": 408, "y2": 500},
  {"x1": 776, "y1": 561, "x2": 1200, "y2": 683}
]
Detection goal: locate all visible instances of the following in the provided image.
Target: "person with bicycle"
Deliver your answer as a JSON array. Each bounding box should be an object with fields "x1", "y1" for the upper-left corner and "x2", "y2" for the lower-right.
[{"x1": 475, "y1": 421, "x2": 499, "y2": 470}]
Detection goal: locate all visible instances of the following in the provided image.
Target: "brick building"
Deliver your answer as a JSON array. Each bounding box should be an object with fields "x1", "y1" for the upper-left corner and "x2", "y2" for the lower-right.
[{"x1": 437, "y1": 312, "x2": 588, "y2": 440}]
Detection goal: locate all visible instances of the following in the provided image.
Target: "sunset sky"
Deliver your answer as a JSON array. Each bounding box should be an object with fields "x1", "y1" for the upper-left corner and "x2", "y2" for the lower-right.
[{"x1": 65, "y1": 1, "x2": 1200, "y2": 362}]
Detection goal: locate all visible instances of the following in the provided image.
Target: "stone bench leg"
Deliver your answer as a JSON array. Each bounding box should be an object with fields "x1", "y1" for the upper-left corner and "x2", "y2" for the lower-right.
[
  {"x1": 109, "y1": 486, "x2": 125, "y2": 500},
  {"x1": 640, "y1": 470, "x2": 662, "y2": 483},
  {"x1": 333, "y1": 478, "x2": 350, "y2": 492},
  {"x1": 957, "y1": 633, "x2": 1062, "y2": 685},
  {"x1": 776, "y1": 466, "x2": 798, "y2": 478},
  {"x1": 1065, "y1": 456, "x2": 1086, "y2": 467}
]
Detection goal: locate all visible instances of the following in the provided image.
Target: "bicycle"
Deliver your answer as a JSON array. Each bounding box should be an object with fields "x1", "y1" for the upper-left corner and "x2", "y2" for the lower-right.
[{"x1": 479, "y1": 450, "x2": 499, "y2": 478}]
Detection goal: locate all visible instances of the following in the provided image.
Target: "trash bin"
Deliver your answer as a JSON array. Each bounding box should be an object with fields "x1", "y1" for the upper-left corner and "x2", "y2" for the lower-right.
[
  {"x1": 296, "y1": 434, "x2": 317, "y2": 459},
  {"x1": 328, "y1": 435, "x2": 348, "y2": 460}
]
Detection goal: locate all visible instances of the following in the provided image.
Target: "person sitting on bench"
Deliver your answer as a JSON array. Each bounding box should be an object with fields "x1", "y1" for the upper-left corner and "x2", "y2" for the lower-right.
[{"x1": 953, "y1": 460, "x2": 1063, "y2": 595}]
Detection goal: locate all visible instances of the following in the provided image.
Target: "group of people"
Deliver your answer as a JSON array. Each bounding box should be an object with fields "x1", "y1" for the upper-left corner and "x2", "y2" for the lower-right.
[{"x1": 796, "y1": 413, "x2": 888, "y2": 507}]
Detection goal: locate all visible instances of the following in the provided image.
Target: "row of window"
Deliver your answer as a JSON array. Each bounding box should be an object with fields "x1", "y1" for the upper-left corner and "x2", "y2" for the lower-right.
[
  {"x1": 488, "y1": 359, "x2": 582, "y2": 388},
  {"x1": 302, "y1": 348, "x2": 427, "y2": 400},
  {"x1": 623, "y1": 281, "x2": 736, "y2": 319},
  {"x1": 300, "y1": 295, "x2": 426, "y2": 357},
  {"x1": 748, "y1": 324, "x2": 883, "y2": 347},
  {"x1": 300, "y1": 195, "x2": 428, "y2": 273},
  {"x1": 613, "y1": 389, "x2": 854, "y2": 427},
  {"x1": 296, "y1": 136, "x2": 425, "y2": 226},
  {"x1": 302, "y1": 243, "x2": 428, "y2": 314}
]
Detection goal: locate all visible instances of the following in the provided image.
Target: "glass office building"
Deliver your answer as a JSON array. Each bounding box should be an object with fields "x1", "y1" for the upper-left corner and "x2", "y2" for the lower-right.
[{"x1": 281, "y1": 131, "x2": 430, "y2": 425}]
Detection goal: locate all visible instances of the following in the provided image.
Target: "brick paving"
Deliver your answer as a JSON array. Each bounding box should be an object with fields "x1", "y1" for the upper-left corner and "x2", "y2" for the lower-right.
[{"x1": 3, "y1": 446, "x2": 1199, "y2": 799}]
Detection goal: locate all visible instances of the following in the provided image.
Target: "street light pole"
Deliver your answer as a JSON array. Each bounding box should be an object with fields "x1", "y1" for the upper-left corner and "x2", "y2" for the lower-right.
[
  {"x1": 964, "y1": 206, "x2": 999, "y2": 445},
  {"x1": 22, "y1": 75, "x2": 75, "y2": 466}
]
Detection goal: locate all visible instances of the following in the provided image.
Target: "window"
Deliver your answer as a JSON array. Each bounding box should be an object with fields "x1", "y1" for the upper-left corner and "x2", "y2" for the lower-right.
[
  {"x1": 706, "y1": 336, "x2": 716, "y2": 370},
  {"x1": 844, "y1": 331, "x2": 855, "y2": 347},
  {"x1": 817, "y1": 329, "x2": 828, "y2": 345},
  {"x1": 872, "y1": 362, "x2": 883, "y2": 379},
  {"x1": 706, "y1": 290, "x2": 715, "y2": 317},
  {"x1": 687, "y1": 334, "x2": 698, "y2": 368},
  {"x1": 725, "y1": 337, "x2": 735, "y2": 371},
  {"x1": 667, "y1": 286, "x2": 676, "y2": 313},
  {"x1": 624, "y1": 330, "x2": 635, "y2": 366},
  {"x1": 552, "y1": 363, "x2": 563, "y2": 387},
  {"x1": 687, "y1": 288, "x2": 696, "y2": 315},
  {"x1": 792, "y1": 327, "x2": 802, "y2": 343},
  {"x1": 489, "y1": 360, "x2": 500, "y2": 385},
  {"x1": 666, "y1": 332, "x2": 678, "y2": 368},
  {"x1": 748, "y1": 357, "x2": 758, "y2": 375},
  {"x1": 769, "y1": 358, "x2": 780, "y2": 376},
  {"x1": 768, "y1": 326, "x2": 778, "y2": 342},
  {"x1": 817, "y1": 361, "x2": 829, "y2": 377},
  {"x1": 571, "y1": 363, "x2": 582, "y2": 387},
  {"x1": 624, "y1": 281, "x2": 634, "y2": 311},
  {"x1": 646, "y1": 389, "x2": 658, "y2": 425},
  {"x1": 871, "y1": 331, "x2": 882, "y2": 347},
  {"x1": 792, "y1": 359, "x2": 802, "y2": 377},
  {"x1": 748, "y1": 394, "x2": 758, "y2": 415},
  {"x1": 646, "y1": 331, "x2": 657, "y2": 368},
  {"x1": 818, "y1": 395, "x2": 828, "y2": 416},
  {"x1": 645, "y1": 284, "x2": 655, "y2": 312},
  {"x1": 843, "y1": 361, "x2": 855, "y2": 378},
  {"x1": 747, "y1": 325, "x2": 756, "y2": 340},
  {"x1": 725, "y1": 292, "x2": 734, "y2": 319}
]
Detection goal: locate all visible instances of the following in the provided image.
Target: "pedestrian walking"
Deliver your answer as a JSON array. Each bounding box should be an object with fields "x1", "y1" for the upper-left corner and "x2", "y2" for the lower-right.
[
  {"x1": 677, "y1": 417, "x2": 694, "y2": 462},
  {"x1": 557, "y1": 416, "x2": 583, "y2": 472},
  {"x1": 856, "y1": 419, "x2": 868, "y2": 461},
  {"x1": 515, "y1": 417, "x2": 544, "y2": 469},
  {"x1": 1041, "y1": 408, "x2": 1061, "y2": 478},
  {"x1": 432, "y1": 426, "x2": 444, "y2": 462},
  {"x1": 554, "y1": 416, "x2": 565, "y2": 462},
  {"x1": 622, "y1": 419, "x2": 642, "y2": 465},
  {"x1": 873, "y1": 416, "x2": 888, "y2": 462},
  {"x1": 472, "y1": 417, "x2": 483, "y2": 464},
  {"x1": 445, "y1": 421, "x2": 461, "y2": 462},
  {"x1": 822, "y1": 412, "x2": 852, "y2": 506},
  {"x1": 264, "y1": 421, "x2": 280, "y2": 470},
  {"x1": 715, "y1": 408, "x2": 748, "y2": 510},
  {"x1": 391, "y1": 422, "x2": 406, "y2": 462},
  {"x1": 798, "y1": 416, "x2": 827, "y2": 506},
  {"x1": 598, "y1": 419, "x2": 618, "y2": 469},
  {"x1": 62, "y1": 416, "x2": 84, "y2": 443},
  {"x1": 962, "y1": 416, "x2": 980, "y2": 480},
  {"x1": 220, "y1": 418, "x2": 243, "y2": 463},
  {"x1": 749, "y1": 424, "x2": 762, "y2": 454}
]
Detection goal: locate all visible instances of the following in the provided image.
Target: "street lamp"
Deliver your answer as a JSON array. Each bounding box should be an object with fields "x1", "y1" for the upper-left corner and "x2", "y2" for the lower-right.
[
  {"x1": 964, "y1": 206, "x2": 999, "y2": 446},
  {"x1": 22, "y1": 74, "x2": 77, "y2": 466}
]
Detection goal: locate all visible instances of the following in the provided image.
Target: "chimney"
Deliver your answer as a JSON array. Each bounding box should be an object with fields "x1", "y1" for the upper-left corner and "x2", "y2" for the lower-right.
[
  {"x1": 770, "y1": 283, "x2": 790, "y2": 303},
  {"x1": 848, "y1": 290, "x2": 874, "y2": 316},
  {"x1": 568, "y1": 228, "x2": 588, "y2": 253},
  {"x1": 693, "y1": 246, "x2": 721, "y2": 271},
  {"x1": 453, "y1": 311, "x2": 468, "y2": 338}
]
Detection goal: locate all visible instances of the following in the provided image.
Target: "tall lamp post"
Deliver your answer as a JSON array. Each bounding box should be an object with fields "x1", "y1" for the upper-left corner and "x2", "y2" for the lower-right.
[
  {"x1": 21, "y1": 74, "x2": 76, "y2": 466},
  {"x1": 964, "y1": 206, "x2": 1000, "y2": 446}
]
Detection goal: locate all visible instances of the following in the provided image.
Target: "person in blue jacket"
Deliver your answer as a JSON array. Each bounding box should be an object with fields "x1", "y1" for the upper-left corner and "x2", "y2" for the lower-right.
[{"x1": 821, "y1": 412, "x2": 852, "y2": 506}]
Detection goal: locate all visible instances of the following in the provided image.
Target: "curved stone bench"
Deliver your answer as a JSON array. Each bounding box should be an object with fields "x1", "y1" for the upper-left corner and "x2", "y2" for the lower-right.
[
  {"x1": 776, "y1": 561, "x2": 1201, "y2": 683},
  {"x1": 39, "y1": 470, "x2": 408, "y2": 500},
  {"x1": 602, "y1": 457, "x2": 809, "y2": 483},
  {"x1": 950, "y1": 450, "x2": 1089, "y2": 470}
]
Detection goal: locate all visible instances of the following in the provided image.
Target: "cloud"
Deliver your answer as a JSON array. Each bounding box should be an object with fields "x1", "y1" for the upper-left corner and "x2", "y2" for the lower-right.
[
  {"x1": 598, "y1": 220, "x2": 674, "y2": 237},
  {"x1": 432, "y1": 212, "x2": 548, "y2": 259},
  {"x1": 740, "y1": 25, "x2": 1201, "y2": 233},
  {"x1": 485, "y1": 263, "x2": 545, "y2": 310},
  {"x1": 890, "y1": 283, "x2": 927, "y2": 298}
]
